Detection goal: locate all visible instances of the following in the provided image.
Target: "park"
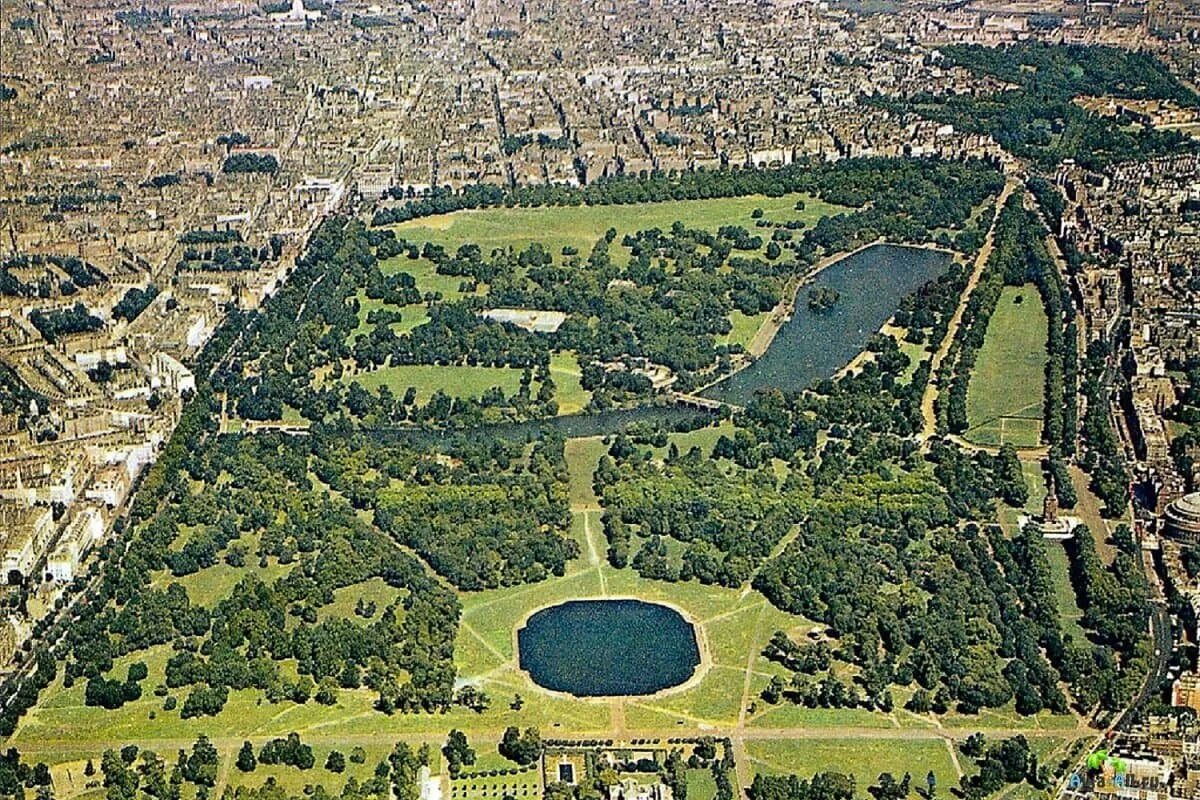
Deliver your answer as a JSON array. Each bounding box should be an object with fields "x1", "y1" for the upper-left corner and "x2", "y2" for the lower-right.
[{"x1": 3, "y1": 162, "x2": 1115, "y2": 800}]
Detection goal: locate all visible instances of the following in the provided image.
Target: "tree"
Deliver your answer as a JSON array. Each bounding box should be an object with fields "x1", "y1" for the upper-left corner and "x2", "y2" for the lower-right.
[
  {"x1": 325, "y1": 751, "x2": 346, "y2": 773},
  {"x1": 498, "y1": 727, "x2": 542, "y2": 766},
  {"x1": 236, "y1": 742, "x2": 256, "y2": 773},
  {"x1": 762, "y1": 676, "x2": 785, "y2": 705},
  {"x1": 259, "y1": 734, "x2": 315, "y2": 770},
  {"x1": 442, "y1": 731, "x2": 475, "y2": 778},
  {"x1": 870, "y1": 773, "x2": 906, "y2": 800},
  {"x1": 960, "y1": 733, "x2": 986, "y2": 758},
  {"x1": 183, "y1": 736, "x2": 218, "y2": 786}
]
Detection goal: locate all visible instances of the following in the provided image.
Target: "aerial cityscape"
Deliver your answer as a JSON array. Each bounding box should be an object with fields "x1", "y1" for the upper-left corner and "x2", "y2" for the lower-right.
[{"x1": 1, "y1": 0, "x2": 1199, "y2": 798}]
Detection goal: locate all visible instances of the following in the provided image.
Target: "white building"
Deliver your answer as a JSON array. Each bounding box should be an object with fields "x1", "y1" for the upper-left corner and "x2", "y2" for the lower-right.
[
  {"x1": 0, "y1": 505, "x2": 55, "y2": 580},
  {"x1": 47, "y1": 506, "x2": 103, "y2": 582},
  {"x1": 151, "y1": 352, "x2": 196, "y2": 396}
]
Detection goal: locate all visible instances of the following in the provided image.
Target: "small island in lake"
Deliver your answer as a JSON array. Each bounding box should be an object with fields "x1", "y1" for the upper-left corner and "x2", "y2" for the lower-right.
[{"x1": 807, "y1": 285, "x2": 841, "y2": 312}]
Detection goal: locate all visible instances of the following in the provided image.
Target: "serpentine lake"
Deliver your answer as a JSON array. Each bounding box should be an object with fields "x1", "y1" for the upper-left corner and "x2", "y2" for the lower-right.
[
  {"x1": 701, "y1": 242, "x2": 954, "y2": 406},
  {"x1": 517, "y1": 600, "x2": 702, "y2": 696}
]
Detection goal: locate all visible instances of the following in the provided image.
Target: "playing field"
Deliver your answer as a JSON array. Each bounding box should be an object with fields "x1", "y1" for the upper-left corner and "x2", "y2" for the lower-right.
[{"x1": 964, "y1": 285, "x2": 1048, "y2": 448}]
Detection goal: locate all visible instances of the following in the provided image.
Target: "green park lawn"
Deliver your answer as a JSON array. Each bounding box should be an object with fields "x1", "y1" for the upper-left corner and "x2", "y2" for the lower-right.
[
  {"x1": 448, "y1": 761, "x2": 540, "y2": 800},
  {"x1": 388, "y1": 193, "x2": 843, "y2": 260},
  {"x1": 718, "y1": 311, "x2": 769, "y2": 350},
  {"x1": 454, "y1": 547, "x2": 812, "y2": 731},
  {"x1": 379, "y1": 255, "x2": 478, "y2": 299},
  {"x1": 150, "y1": 533, "x2": 295, "y2": 608},
  {"x1": 563, "y1": 438, "x2": 607, "y2": 509},
  {"x1": 549, "y1": 352, "x2": 590, "y2": 415},
  {"x1": 343, "y1": 364, "x2": 526, "y2": 405},
  {"x1": 686, "y1": 768, "x2": 719, "y2": 800},
  {"x1": 339, "y1": 354, "x2": 589, "y2": 414},
  {"x1": 350, "y1": 291, "x2": 431, "y2": 339},
  {"x1": 342, "y1": 194, "x2": 848, "y2": 415},
  {"x1": 745, "y1": 738, "x2": 959, "y2": 792},
  {"x1": 964, "y1": 285, "x2": 1048, "y2": 448},
  {"x1": 10, "y1": 424, "x2": 1085, "y2": 789},
  {"x1": 1046, "y1": 542, "x2": 1088, "y2": 642}
]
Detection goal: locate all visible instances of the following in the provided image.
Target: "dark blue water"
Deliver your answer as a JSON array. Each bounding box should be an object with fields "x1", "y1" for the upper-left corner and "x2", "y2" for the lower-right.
[
  {"x1": 518, "y1": 600, "x2": 701, "y2": 696},
  {"x1": 701, "y1": 244, "x2": 953, "y2": 406}
]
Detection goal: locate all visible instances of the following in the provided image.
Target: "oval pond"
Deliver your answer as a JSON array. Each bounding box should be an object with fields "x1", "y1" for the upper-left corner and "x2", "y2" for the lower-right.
[{"x1": 517, "y1": 599, "x2": 702, "y2": 697}]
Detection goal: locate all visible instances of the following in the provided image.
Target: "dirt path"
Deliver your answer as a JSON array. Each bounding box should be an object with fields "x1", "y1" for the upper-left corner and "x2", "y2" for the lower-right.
[
  {"x1": 1068, "y1": 465, "x2": 1121, "y2": 562},
  {"x1": 737, "y1": 524, "x2": 803, "y2": 600},
  {"x1": 944, "y1": 432, "x2": 1049, "y2": 458},
  {"x1": 583, "y1": 512, "x2": 608, "y2": 596},
  {"x1": 737, "y1": 605, "x2": 769, "y2": 729}
]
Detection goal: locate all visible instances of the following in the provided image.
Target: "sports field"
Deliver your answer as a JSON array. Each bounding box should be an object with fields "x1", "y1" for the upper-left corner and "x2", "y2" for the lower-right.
[{"x1": 964, "y1": 285, "x2": 1048, "y2": 448}]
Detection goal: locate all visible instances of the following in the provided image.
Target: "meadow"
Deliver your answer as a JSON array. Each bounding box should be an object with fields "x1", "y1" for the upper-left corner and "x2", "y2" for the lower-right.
[
  {"x1": 964, "y1": 285, "x2": 1049, "y2": 448},
  {"x1": 387, "y1": 194, "x2": 844, "y2": 260}
]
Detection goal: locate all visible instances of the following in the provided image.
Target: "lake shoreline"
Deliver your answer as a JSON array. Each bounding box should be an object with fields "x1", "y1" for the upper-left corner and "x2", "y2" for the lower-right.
[
  {"x1": 699, "y1": 241, "x2": 956, "y2": 406},
  {"x1": 512, "y1": 597, "x2": 712, "y2": 701}
]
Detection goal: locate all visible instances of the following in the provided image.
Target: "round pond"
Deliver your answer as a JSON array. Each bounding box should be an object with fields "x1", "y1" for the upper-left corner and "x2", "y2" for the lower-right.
[{"x1": 517, "y1": 599, "x2": 701, "y2": 697}]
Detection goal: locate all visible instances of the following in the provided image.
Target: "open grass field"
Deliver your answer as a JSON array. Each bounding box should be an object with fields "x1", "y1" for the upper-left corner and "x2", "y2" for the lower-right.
[
  {"x1": 12, "y1": 511, "x2": 812, "y2": 767},
  {"x1": 454, "y1": 536, "x2": 814, "y2": 732},
  {"x1": 149, "y1": 533, "x2": 296, "y2": 608},
  {"x1": 351, "y1": 291, "x2": 431, "y2": 339},
  {"x1": 339, "y1": 357, "x2": 589, "y2": 414},
  {"x1": 388, "y1": 194, "x2": 844, "y2": 261},
  {"x1": 964, "y1": 285, "x2": 1048, "y2": 449},
  {"x1": 1045, "y1": 542, "x2": 1088, "y2": 643},
  {"x1": 745, "y1": 738, "x2": 960, "y2": 791},
  {"x1": 656, "y1": 421, "x2": 738, "y2": 460},
  {"x1": 379, "y1": 255, "x2": 478, "y2": 299},
  {"x1": 563, "y1": 437, "x2": 607, "y2": 509},
  {"x1": 344, "y1": 364, "x2": 527, "y2": 405},
  {"x1": 686, "y1": 768, "x2": 719, "y2": 800},
  {"x1": 549, "y1": 353, "x2": 590, "y2": 415},
  {"x1": 719, "y1": 311, "x2": 771, "y2": 350},
  {"x1": 343, "y1": 194, "x2": 851, "y2": 415}
]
